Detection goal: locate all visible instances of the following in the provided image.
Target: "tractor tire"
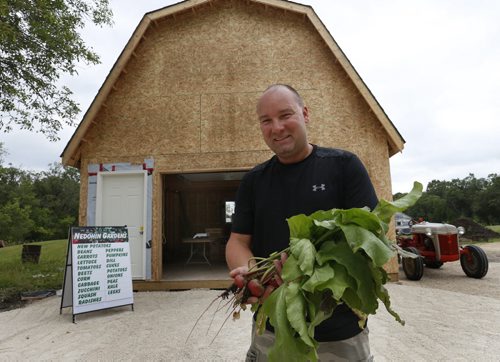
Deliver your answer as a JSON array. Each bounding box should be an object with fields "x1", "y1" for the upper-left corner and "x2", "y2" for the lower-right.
[
  {"x1": 402, "y1": 247, "x2": 424, "y2": 281},
  {"x1": 425, "y1": 261, "x2": 443, "y2": 269},
  {"x1": 460, "y1": 245, "x2": 489, "y2": 279}
]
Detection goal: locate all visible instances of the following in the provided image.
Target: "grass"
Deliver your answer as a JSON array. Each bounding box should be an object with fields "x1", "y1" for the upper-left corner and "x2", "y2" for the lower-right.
[
  {"x1": 484, "y1": 225, "x2": 500, "y2": 243},
  {"x1": 0, "y1": 239, "x2": 68, "y2": 309},
  {"x1": 487, "y1": 225, "x2": 500, "y2": 233}
]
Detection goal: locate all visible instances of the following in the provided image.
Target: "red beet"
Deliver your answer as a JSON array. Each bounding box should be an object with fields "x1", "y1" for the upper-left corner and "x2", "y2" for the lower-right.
[
  {"x1": 247, "y1": 279, "x2": 265, "y2": 297},
  {"x1": 234, "y1": 274, "x2": 246, "y2": 289},
  {"x1": 261, "y1": 285, "x2": 275, "y2": 301}
]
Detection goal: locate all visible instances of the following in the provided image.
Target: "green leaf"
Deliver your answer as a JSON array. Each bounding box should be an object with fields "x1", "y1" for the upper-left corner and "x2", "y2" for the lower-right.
[
  {"x1": 290, "y1": 238, "x2": 316, "y2": 276},
  {"x1": 317, "y1": 241, "x2": 378, "y2": 314},
  {"x1": 285, "y1": 283, "x2": 317, "y2": 349},
  {"x1": 339, "y1": 224, "x2": 395, "y2": 267},
  {"x1": 282, "y1": 254, "x2": 303, "y2": 282},
  {"x1": 312, "y1": 219, "x2": 337, "y2": 230},
  {"x1": 254, "y1": 182, "x2": 424, "y2": 361},
  {"x1": 301, "y1": 263, "x2": 334, "y2": 293},
  {"x1": 260, "y1": 286, "x2": 315, "y2": 362},
  {"x1": 256, "y1": 284, "x2": 282, "y2": 335},
  {"x1": 341, "y1": 288, "x2": 363, "y2": 313},
  {"x1": 309, "y1": 209, "x2": 336, "y2": 222},
  {"x1": 378, "y1": 228, "x2": 394, "y2": 246},
  {"x1": 317, "y1": 263, "x2": 354, "y2": 300},
  {"x1": 368, "y1": 262, "x2": 404, "y2": 325},
  {"x1": 287, "y1": 214, "x2": 313, "y2": 239},
  {"x1": 373, "y1": 182, "x2": 423, "y2": 223},
  {"x1": 336, "y1": 208, "x2": 382, "y2": 233},
  {"x1": 306, "y1": 290, "x2": 336, "y2": 337}
]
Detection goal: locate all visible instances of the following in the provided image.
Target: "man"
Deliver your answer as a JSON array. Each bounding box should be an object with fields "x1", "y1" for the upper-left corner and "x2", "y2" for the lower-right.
[{"x1": 226, "y1": 84, "x2": 377, "y2": 361}]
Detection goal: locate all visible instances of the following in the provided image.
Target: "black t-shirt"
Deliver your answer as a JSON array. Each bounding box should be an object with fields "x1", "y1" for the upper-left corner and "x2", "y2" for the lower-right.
[{"x1": 232, "y1": 145, "x2": 378, "y2": 341}]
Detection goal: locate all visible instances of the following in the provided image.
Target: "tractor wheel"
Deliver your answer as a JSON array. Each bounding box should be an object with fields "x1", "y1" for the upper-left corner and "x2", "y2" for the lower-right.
[
  {"x1": 425, "y1": 261, "x2": 443, "y2": 269},
  {"x1": 460, "y1": 245, "x2": 489, "y2": 279},
  {"x1": 402, "y1": 247, "x2": 424, "y2": 281}
]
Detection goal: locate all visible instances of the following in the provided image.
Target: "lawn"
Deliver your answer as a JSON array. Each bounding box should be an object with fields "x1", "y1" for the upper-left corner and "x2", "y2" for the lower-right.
[
  {"x1": 487, "y1": 225, "x2": 500, "y2": 233},
  {"x1": 485, "y1": 225, "x2": 500, "y2": 243},
  {"x1": 0, "y1": 239, "x2": 68, "y2": 309}
]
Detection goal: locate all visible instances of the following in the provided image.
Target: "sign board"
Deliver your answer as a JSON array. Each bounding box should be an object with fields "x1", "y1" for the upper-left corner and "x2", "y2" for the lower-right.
[{"x1": 60, "y1": 226, "x2": 134, "y2": 321}]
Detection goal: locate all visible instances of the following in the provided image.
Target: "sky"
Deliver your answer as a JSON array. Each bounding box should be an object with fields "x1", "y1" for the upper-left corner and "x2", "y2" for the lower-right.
[{"x1": 2, "y1": 0, "x2": 500, "y2": 194}]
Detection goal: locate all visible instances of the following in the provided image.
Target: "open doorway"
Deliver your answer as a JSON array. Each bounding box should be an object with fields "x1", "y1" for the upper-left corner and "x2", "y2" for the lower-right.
[{"x1": 162, "y1": 171, "x2": 246, "y2": 282}]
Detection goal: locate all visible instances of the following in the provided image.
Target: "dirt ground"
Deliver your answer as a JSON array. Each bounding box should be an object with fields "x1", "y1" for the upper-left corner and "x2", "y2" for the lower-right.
[{"x1": 1, "y1": 242, "x2": 499, "y2": 361}]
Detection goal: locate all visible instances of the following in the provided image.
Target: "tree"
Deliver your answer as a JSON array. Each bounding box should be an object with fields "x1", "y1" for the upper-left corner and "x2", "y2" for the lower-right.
[
  {"x1": 31, "y1": 162, "x2": 80, "y2": 239},
  {"x1": 0, "y1": 141, "x2": 6, "y2": 164},
  {"x1": 474, "y1": 174, "x2": 500, "y2": 225},
  {"x1": 405, "y1": 193, "x2": 448, "y2": 222},
  {"x1": 0, "y1": 0, "x2": 113, "y2": 141},
  {"x1": 0, "y1": 161, "x2": 80, "y2": 242},
  {"x1": 424, "y1": 174, "x2": 486, "y2": 221},
  {"x1": 0, "y1": 165, "x2": 36, "y2": 242},
  {"x1": 0, "y1": 199, "x2": 35, "y2": 242}
]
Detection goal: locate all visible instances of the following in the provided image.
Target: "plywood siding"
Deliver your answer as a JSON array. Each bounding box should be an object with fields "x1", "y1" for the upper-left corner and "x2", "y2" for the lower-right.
[
  {"x1": 77, "y1": 0, "x2": 397, "y2": 277},
  {"x1": 81, "y1": 0, "x2": 392, "y2": 191}
]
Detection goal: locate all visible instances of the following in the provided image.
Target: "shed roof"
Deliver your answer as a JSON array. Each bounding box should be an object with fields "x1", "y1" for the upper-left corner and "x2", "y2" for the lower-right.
[{"x1": 61, "y1": 0, "x2": 405, "y2": 167}]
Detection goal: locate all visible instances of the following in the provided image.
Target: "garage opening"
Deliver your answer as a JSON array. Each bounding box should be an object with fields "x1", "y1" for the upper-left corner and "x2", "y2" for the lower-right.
[{"x1": 162, "y1": 171, "x2": 246, "y2": 282}]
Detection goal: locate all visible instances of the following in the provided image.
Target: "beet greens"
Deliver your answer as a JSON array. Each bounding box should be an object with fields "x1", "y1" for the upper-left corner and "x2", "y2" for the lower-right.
[{"x1": 195, "y1": 182, "x2": 422, "y2": 362}]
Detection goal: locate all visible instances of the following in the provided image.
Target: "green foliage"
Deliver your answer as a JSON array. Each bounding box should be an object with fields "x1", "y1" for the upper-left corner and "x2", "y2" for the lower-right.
[
  {"x1": 0, "y1": 199, "x2": 35, "y2": 242},
  {"x1": 255, "y1": 182, "x2": 422, "y2": 361},
  {"x1": 0, "y1": 239, "x2": 67, "y2": 306},
  {"x1": 0, "y1": 141, "x2": 6, "y2": 164},
  {"x1": 402, "y1": 174, "x2": 500, "y2": 225},
  {"x1": 488, "y1": 225, "x2": 500, "y2": 233},
  {"x1": 374, "y1": 181, "x2": 423, "y2": 225},
  {"x1": 0, "y1": 162, "x2": 79, "y2": 243},
  {"x1": 0, "y1": 0, "x2": 113, "y2": 140},
  {"x1": 30, "y1": 162, "x2": 80, "y2": 240}
]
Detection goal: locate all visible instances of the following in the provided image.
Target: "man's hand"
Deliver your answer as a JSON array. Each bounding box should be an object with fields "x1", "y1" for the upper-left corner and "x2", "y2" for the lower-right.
[{"x1": 229, "y1": 265, "x2": 249, "y2": 279}]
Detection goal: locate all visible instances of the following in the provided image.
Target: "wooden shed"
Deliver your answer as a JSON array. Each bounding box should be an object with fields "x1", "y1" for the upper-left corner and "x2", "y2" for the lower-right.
[{"x1": 61, "y1": 0, "x2": 405, "y2": 290}]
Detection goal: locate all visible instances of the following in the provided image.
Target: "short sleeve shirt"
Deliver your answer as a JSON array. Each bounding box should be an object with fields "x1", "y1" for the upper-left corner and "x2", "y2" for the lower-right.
[{"x1": 231, "y1": 145, "x2": 378, "y2": 341}]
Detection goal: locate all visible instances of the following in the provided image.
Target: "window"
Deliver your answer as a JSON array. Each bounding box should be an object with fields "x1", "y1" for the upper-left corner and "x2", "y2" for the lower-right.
[{"x1": 225, "y1": 201, "x2": 235, "y2": 223}]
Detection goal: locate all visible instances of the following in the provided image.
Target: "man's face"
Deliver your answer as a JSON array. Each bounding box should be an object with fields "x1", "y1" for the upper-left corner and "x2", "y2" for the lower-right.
[{"x1": 256, "y1": 87, "x2": 310, "y2": 164}]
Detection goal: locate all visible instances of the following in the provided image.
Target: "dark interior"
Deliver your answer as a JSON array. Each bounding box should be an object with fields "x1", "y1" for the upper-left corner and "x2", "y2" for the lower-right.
[{"x1": 162, "y1": 172, "x2": 245, "y2": 268}]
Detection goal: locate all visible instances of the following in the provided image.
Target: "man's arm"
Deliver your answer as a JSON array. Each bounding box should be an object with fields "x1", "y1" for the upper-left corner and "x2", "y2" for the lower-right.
[
  {"x1": 225, "y1": 232, "x2": 254, "y2": 277},
  {"x1": 343, "y1": 153, "x2": 378, "y2": 210}
]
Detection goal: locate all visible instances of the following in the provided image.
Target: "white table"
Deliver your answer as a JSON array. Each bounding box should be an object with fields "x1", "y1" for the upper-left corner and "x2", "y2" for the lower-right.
[{"x1": 182, "y1": 233, "x2": 213, "y2": 265}]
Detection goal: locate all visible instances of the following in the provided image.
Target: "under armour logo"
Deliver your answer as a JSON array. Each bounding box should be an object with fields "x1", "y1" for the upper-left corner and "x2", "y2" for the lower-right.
[{"x1": 312, "y1": 184, "x2": 326, "y2": 192}]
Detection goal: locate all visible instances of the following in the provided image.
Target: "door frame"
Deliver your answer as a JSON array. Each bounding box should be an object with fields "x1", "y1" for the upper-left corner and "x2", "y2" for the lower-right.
[{"x1": 95, "y1": 170, "x2": 148, "y2": 280}]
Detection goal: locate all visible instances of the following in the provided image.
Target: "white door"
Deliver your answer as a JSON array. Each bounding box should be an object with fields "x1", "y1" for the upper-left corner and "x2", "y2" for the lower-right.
[{"x1": 96, "y1": 171, "x2": 147, "y2": 280}]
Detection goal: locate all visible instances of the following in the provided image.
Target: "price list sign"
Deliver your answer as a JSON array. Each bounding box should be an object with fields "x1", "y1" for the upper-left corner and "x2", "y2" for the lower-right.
[{"x1": 61, "y1": 226, "x2": 134, "y2": 320}]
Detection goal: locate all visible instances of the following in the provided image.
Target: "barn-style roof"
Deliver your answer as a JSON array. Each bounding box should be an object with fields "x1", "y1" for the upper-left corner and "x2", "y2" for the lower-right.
[{"x1": 61, "y1": 0, "x2": 405, "y2": 167}]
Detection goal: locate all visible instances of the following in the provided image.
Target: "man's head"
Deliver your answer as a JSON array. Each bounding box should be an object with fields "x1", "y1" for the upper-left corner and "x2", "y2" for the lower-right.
[{"x1": 256, "y1": 84, "x2": 312, "y2": 164}]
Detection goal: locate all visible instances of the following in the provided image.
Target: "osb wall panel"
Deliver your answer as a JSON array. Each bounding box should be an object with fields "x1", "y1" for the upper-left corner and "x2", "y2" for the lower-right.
[
  {"x1": 80, "y1": 0, "x2": 395, "y2": 224},
  {"x1": 75, "y1": 0, "x2": 403, "y2": 278},
  {"x1": 201, "y1": 93, "x2": 263, "y2": 153},
  {"x1": 82, "y1": 1, "x2": 393, "y2": 181},
  {"x1": 301, "y1": 87, "x2": 393, "y2": 202},
  {"x1": 153, "y1": 149, "x2": 273, "y2": 173}
]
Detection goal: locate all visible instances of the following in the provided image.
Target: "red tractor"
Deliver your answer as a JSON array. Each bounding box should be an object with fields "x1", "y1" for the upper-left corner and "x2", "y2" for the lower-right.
[{"x1": 397, "y1": 220, "x2": 489, "y2": 280}]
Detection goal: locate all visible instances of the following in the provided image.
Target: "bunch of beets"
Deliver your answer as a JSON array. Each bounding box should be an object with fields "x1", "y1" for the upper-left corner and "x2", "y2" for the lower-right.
[
  {"x1": 224, "y1": 250, "x2": 289, "y2": 315},
  {"x1": 192, "y1": 182, "x2": 423, "y2": 362}
]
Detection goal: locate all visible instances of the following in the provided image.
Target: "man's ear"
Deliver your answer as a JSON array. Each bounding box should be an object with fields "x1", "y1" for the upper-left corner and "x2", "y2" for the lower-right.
[{"x1": 303, "y1": 106, "x2": 310, "y2": 123}]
